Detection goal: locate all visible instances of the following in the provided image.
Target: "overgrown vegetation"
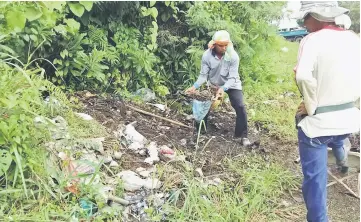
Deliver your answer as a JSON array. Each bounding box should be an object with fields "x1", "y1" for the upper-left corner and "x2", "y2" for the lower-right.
[
  {"x1": 0, "y1": 1, "x2": 304, "y2": 220},
  {"x1": 340, "y1": 1, "x2": 360, "y2": 33},
  {"x1": 157, "y1": 155, "x2": 298, "y2": 222}
]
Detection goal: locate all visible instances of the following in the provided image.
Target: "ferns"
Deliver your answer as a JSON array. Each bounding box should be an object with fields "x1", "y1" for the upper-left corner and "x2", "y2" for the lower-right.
[{"x1": 88, "y1": 25, "x2": 108, "y2": 50}]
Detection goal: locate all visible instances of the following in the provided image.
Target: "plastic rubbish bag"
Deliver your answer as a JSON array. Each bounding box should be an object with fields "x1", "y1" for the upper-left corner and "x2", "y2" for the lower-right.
[
  {"x1": 192, "y1": 100, "x2": 212, "y2": 123},
  {"x1": 134, "y1": 88, "x2": 156, "y2": 102}
]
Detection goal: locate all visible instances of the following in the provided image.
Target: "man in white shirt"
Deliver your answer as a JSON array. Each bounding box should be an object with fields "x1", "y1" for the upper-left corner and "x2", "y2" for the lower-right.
[{"x1": 294, "y1": 1, "x2": 360, "y2": 222}]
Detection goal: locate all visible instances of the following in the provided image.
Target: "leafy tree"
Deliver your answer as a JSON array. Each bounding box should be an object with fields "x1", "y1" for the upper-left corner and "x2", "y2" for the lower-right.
[{"x1": 340, "y1": 1, "x2": 360, "y2": 33}]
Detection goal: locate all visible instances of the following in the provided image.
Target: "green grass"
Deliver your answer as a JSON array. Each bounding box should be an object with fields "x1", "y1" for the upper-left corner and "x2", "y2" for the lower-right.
[
  {"x1": 245, "y1": 40, "x2": 300, "y2": 140},
  {"x1": 66, "y1": 113, "x2": 109, "y2": 139},
  {"x1": 157, "y1": 155, "x2": 299, "y2": 222}
]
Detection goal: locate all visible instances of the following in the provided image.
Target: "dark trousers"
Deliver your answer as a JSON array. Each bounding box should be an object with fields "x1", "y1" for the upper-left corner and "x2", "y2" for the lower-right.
[{"x1": 195, "y1": 89, "x2": 248, "y2": 138}]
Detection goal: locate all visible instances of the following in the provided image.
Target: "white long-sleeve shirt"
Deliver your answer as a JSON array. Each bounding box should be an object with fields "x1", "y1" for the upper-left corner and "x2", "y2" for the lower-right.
[{"x1": 295, "y1": 26, "x2": 360, "y2": 138}]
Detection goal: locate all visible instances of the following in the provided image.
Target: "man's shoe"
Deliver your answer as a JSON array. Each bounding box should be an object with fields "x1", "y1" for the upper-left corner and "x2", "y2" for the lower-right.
[
  {"x1": 234, "y1": 137, "x2": 251, "y2": 147},
  {"x1": 242, "y1": 138, "x2": 251, "y2": 147}
]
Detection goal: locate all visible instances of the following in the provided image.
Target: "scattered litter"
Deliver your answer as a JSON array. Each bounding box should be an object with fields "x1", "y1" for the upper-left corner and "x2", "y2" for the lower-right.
[
  {"x1": 80, "y1": 152, "x2": 100, "y2": 165},
  {"x1": 180, "y1": 139, "x2": 187, "y2": 146},
  {"x1": 95, "y1": 185, "x2": 115, "y2": 204},
  {"x1": 75, "y1": 112, "x2": 93, "y2": 120},
  {"x1": 136, "y1": 167, "x2": 153, "y2": 178},
  {"x1": 113, "y1": 151, "x2": 123, "y2": 160},
  {"x1": 118, "y1": 171, "x2": 145, "y2": 192},
  {"x1": 134, "y1": 88, "x2": 156, "y2": 102},
  {"x1": 84, "y1": 91, "x2": 97, "y2": 98},
  {"x1": 124, "y1": 193, "x2": 145, "y2": 204},
  {"x1": 99, "y1": 155, "x2": 112, "y2": 164},
  {"x1": 128, "y1": 142, "x2": 144, "y2": 151},
  {"x1": 50, "y1": 116, "x2": 69, "y2": 140},
  {"x1": 79, "y1": 198, "x2": 98, "y2": 217},
  {"x1": 117, "y1": 170, "x2": 162, "y2": 191},
  {"x1": 76, "y1": 137, "x2": 105, "y2": 154},
  {"x1": 143, "y1": 178, "x2": 162, "y2": 189},
  {"x1": 108, "y1": 195, "x2": 130, "y2": 206},
  {"x1": 125, "y1": 122, "x2": 147, "y2": 145},
  {"x1": 147, "y1": 193, "x2": 165, "y2": 207},
  {"x1": 146, "y1": 103, "x2": 166, "y2": 111},
  {"x1": 109, "y1": 161, "x2": 119, "y2": 168},
  {"x1": 59, "y1": 152, "x2": 96, "y2": 176},
  {"x1": 144, "y1": 142, "x2": 160, "y2": 165},
  {"x1": 138, "y1": 149, "x2": 147, "y2": 156},
  {"x1": 195, "y1": 168, "x2": 204, "y2": 177},
  {"x1": 159, "y1": 145, "x2": 176, "y2": 162},
  {"x1": 122, "y1": 206, "x2": 131, "y2": 221}
]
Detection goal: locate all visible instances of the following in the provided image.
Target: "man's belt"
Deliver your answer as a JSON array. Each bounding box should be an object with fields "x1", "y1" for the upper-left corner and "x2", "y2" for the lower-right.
[
  {"x1": 296, "y1": 102, "x2": 355, "y2": 129},
  {"x1": 314, "y1": 102, "x2": 355, "y2": 115}
]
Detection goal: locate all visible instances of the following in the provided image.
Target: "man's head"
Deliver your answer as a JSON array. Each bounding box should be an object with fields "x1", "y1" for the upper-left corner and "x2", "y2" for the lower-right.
[
  {"x1": 296, "y1": 1, "x2": 350, "y2": 32},
  {"x1": 208, "y1": 30, "x2": 231, "y2": 55},
  {"x1": 303, "y1": 14, "x2": 335, "y2": 32},
  {"x1": 208, "y1": 30, "x2": 235, "y2": 61},
  {"x1": 213, "y1": 42, "x2": 228, "y2": 55}
]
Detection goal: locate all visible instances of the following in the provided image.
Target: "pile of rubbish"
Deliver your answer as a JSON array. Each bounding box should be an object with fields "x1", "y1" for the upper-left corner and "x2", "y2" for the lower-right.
[{"x1": 36, "y1": 114, "x2": 188, "y2": 221}]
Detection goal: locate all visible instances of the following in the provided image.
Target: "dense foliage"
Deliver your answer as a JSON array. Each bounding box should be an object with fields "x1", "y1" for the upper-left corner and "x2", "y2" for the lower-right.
[
  {"x1": 340, "y1": 1, "x2": 360, "y2": 33},
  {"x1": 0, "y1": 1, "x2": 286, "y2": 96}
]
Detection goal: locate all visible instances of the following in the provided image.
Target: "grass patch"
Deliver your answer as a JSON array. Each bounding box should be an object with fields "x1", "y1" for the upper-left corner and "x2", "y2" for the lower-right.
[
  {"x1": 160, "y1": 155, "x2": 299, "y2": 222},
  {"x1": 66, "y1": 113, "x2": 109, "y2": 139},
  {"x1": 245, "y1": 40, "x2": 300, "y2": 140}
]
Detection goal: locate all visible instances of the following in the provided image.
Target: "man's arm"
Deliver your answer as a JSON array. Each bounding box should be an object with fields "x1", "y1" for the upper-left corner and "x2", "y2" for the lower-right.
[
  {"x1": 193, "y1": 52, "x2": 210, "y2": 89},
  {"x1": 222, "y1": 53, "x2": 239, "y2": 91},
  {"x1": 295, "y1": 37, "x2": 318, "y2": 116}
]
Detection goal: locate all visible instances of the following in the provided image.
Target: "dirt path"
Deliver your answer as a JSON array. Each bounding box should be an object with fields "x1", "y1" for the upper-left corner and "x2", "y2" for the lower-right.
[{"x1": 78, "y1": 94, "x2": 359, "y2": 222}]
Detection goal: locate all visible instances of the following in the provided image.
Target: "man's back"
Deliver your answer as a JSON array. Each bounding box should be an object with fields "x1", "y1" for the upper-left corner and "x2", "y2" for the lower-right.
[
  {"x1": 297, "y1": 28, "x2": 360, "y2": 137},
  {"x1": 313, "y1": 29, "x2": 360, "y2": 106}
]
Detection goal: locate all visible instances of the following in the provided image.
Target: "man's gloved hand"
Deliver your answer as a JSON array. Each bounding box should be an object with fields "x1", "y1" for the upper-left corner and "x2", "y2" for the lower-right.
[
  {"x1": 211, "y1": 87, "x2": 224, "y2": 110},
  {"x1": 185, "y1": 86, "x2": 197, "y2": 95},
  {"x1": 216, "y1": 87, "x2": 224, "y2": 97},
  {"x1": 297, "y1": 101, "x2": 308, "y2": 116}
]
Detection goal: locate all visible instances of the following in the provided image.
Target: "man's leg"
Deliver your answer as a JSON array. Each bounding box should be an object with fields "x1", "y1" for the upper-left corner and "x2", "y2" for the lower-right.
[
  {"x1": 226, "y1": 89, "x2": 248, "y2": 139},
  {"x1": 298, "y1": 128, "x2": 329, "y2": 222},
  {"x1": 329, "y1": 135, "x2": 350, "y2": 173}
]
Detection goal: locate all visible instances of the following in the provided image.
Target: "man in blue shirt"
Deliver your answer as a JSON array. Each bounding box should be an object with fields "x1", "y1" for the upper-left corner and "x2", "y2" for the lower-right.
[{"x1": 185, "y1": 30, "x2": 251, "y2": 146}]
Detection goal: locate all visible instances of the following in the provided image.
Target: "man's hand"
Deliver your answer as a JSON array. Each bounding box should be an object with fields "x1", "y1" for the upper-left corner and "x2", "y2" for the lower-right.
[
  {"x1": 185, "y1": 86, "x2": 197, "y2": 95},
  {"x1": 297, "y1": 101, "x2": 308, "y2": 116},
  {"x1": 215, "y1": 87, "x2": 224, "y2": 100}
]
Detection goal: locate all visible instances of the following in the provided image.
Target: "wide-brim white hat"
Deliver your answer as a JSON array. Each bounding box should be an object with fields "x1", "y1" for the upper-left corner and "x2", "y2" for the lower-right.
[{"x1": 292, "y1": 1, "x2": 349, "y2": 20}]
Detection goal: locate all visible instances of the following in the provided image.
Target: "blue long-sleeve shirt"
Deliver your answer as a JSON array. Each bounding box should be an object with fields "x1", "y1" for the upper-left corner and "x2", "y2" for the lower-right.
[{"x1": 193, "y1": 49, "x2": 242, "y2": 91}]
